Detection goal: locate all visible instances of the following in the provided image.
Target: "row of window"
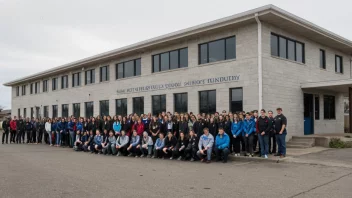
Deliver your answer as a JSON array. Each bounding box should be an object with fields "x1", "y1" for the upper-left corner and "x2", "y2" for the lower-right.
[{"x1": 17, "y1": 88, "x2": 244, "y2": 118}]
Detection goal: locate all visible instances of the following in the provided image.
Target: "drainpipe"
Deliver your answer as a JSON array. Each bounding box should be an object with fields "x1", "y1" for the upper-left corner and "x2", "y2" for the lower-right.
[{"x1": 255, "y1": 13, "x2": 263, "y2": 110}]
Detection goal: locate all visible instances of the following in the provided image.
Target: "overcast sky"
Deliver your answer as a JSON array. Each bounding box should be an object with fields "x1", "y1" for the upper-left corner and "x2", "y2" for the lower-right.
[{"x1": 1, "y1": 0, "x2": 351, "y2": 109}]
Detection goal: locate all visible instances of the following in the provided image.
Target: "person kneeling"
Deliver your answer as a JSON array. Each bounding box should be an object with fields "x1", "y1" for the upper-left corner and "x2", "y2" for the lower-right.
[
  {"x1": 140, "y1": 131, "x2": 153, "y2": 158},
  {"x1": 215, "y1": 127, "x2": 230, "y2": 163},
  {"x1": 116, "y1": 130, "x2": 129, "y2": 156},
  {"x1": 197, "y1": 128, "x2": 214, "y2": 163},
  {"x1": 94, "y1": 130, "x2": 103, "y2": 154},
  {"x1": 163, "y1": 131, "x2": 177, "y2": 159},
  {"x1": 172, "y1": 131, "x2": 188, "y2": 160},
  {"x1": 152, "y1": 133, "x2": 165, "y2": 159},
  {"x1": 107, "y1": 130, "x2": 117, "y2": 155},
  {"x1": 73, "y1": 130, "x2": 82, "y2": 151},
  {"x1": 127, "y1": 130, "x2": 140, "y2": 157}
]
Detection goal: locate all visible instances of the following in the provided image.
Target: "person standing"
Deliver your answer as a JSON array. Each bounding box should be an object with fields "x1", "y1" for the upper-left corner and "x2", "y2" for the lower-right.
[
  {"x1": 25, "y1": 118, "x2": 33, "y2": 144},
  {"x1": 196, "y1": 128, "x2": 214, "y2": 163},
  {"x1": 38, "y1": 118, "x2": 45, "y2": 144},
  {"x1": 215, "y1": 127, "x2": 230, "y2": 163},
  {"x1": 243, "y1": 113, "x2": 255, "y2": 157},
  {"x1": 268, "y1": 110, "x2": 276, "y2": 154},
  {"x1": 2, "y1": 118, "x2": 10, "y2": 144},
  {"x1": 256, "y1": 109, "x2": 272, "y2": 159},
  {"x1": 274, "y1": 108, "x2": 287, "y2": 158},
  {"x1": 67, "y1": 118, "x2": 75, "y2": 148},
  {"x1": 45, "y1": 119, "x2": 52, "y2": 146},
  {"x1": 231, "y1": 114, "x2": 243, "y2": 156},
  {"x1": 10, "y1": 117, "x2": 17, "y2": 144}
]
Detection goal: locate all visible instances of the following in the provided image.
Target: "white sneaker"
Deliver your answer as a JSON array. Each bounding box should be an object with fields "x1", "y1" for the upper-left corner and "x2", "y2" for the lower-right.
[
  {"x1": 238, "y1": 153, "x2": 241, "y2": 156},
  {"x1": 264, "y1": 155, "x2": 268, "y2": 159},
  {"x1": 234, "y1": 154, "x2": 238, "y2": 157}
]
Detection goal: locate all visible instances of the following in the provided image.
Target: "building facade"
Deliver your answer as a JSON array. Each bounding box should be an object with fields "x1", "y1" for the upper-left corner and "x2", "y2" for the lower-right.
[{"x1": 4, "y1": 5, "x2": 352, "y2": 139}]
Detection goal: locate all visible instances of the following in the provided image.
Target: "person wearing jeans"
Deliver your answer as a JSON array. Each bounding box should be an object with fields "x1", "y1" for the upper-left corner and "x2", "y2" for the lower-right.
[
  {"x1": 45, "y1": 119, "x2": 52, "y2": 146},
  {"x1": 67, "y1": 118, "x2": 75, "y2": 148},
  {"x1": 215, "y1": 127, "x2": 230, "y2": 163},
  {"x1": 2, "y1": 118, "x2": 10, "y2": 144},
  {"x1": 55, "y1": 120, "x2": 62, "y2": 147},
  {"x1": 140, "y1": 131, "x2": 153, "y2": 157},
  {"x1": 268, "y1": 111, "x2": 276, "y2": 154},
  {"x1": 256, "y1": 109, "x2": 272, "y2": 159},
  {"x1": 242, "y1": 112, "x2": 255, "y2": 157},
  {"x1": 196, "y1": 128, "x2": 214, "y2": 163},
  {"x1": 274, "y1": 108, "x2": 287, "y2": 158}
]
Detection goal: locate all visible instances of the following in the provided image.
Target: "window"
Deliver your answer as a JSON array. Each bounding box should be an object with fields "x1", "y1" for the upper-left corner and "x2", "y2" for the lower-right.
[
  {"x1": 43, "y1": 80, "x2": 48, "y2": 92},
  {"x1": 52, "y1": 78, "x2": 58, "y2": 91},
  {"x1": 320, "y1": 49, "x2": 326, "y2": 69},
  {"x1": 324, "y1": 95, "x2": 335, "y2": 119},
  {"x1": 116, "y1": 58, "x2": 141, "y2": 79},
  {"x1": 85, "y1": 102, "x2": 94, "y2": 118},
  {"x1": 35, "y1": 82, "x2": 40, "y2": 94},
  {"x1": 73, "y1": 103, "x2": 80, "y2": 118},
  {"x1": 271, "y1": 33, "x2": 305, "y2": 63},
  {"x1": 31, "y1": 107, "x2": 33, "y2": 118},
  {"x1": 100, "y1": 66, "x2": 109, "y2": 82},
  {"x1": 62, "y1": 104, "x2": 69, "y2": 118},
  {"x1": 72, "y1": 72, "x2": 81, "y2": 87},
  {"x1": 335, "y1": 55, "x2": 343, "y2": 73},
  {"x1": 85, "y1": 69, "x2": 95, "y2": 85},
  {"x1": 174, "y1": 93, "x2": 188, "y2": 113},
  {"x1": 152, "y1": 48, "x2": 188, "y2": 72},
  {"x1": 133, "y1": 97, "x2": 144, "y2": 115},
  {"x1": 17, "y1": 108, "x2": 20, "y2": 118},
  {"x1": 199, "y1": 36, "x2": 236, "y2": 64},
  {"x1": 116, "y1": 98, "x2": 127, "y2": 116},
  {"x1": 52, "y1": 105, "x2": 58, "y2": 118},
  {"x1": 30, "y1": 83, "x2": 33, "y2": 94},
  {"x1": 21, "y1": 85, "x2": 26, "y2": 96},
  {"x1": 16, "y1": 86, "x2": 19, "y2": 96},
  {"x1": 152, "y1": 95, "x2": 166, "y2": 116},
  {"x1": 315, "y1": 96, "x2": 320, "y2": 120},
  {"x1": 100, "y1": 100, "x2": 109, "y2": 116},
  {"x1": 199, "y1": 90, "x2": 216, "y2": 114},
  {"x1": 44, "y1": 106, "x2": 49, "y2": 118},
  {"x1": 61, "y1": 75, "x2": 68, "y2": 89},
  {"x1": 230, "y1": 88, "x2": 243, "y2": 113},
  {"x1": 24, "y1": 108, "x2": 27, "y2": 118}
]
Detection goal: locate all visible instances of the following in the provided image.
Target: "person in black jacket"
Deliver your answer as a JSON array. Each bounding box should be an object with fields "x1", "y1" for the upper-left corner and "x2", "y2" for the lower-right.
[
  {"x1": 37, "y1": 118, "x2": 45, "y2": 144},
  {"x1": 178, "y1": 114, "x2": 189, "y2": 135},
  {"x1": 208, "y1": 118, "x2": 217, "y2": 137},
  {"x1": 172, "y1": 131, "x2": 188, "y2": 160},
  {"x1": 16, "y1": 117, "x2": 25, "y2": 144},
  {"x1": 192, "y1": 115, "x2": 205, "y2": 138},
  {"x1": 256, "y1": 109, "x2": 272, "y2": 159},
  {"x1": 163, "y1": 131, "x2": 177, "y2": 159},
  {"x1": 224, "y1": 115, "x2": 233, "y2": 153},
  {"x1": 25, "y1": 118, "x2": 33, "y2": 144},
  {"x1": 268, "y1": 110, "x2": 276, "y2": 154},
  {"x1": 2, "y1": 118, "x2": 10, "y2": 144},
  {"x1": 185, "y1": 130, "x2": 198, "y2": 162}
]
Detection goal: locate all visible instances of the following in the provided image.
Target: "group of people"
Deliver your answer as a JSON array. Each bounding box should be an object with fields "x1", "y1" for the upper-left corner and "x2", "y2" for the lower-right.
[{"x1": 1, "y1": 107, "x2": 287, "y2": 163}]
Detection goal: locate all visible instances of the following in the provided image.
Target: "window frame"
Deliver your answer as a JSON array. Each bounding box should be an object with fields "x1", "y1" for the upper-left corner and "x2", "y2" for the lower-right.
[
  {"x1": 229, "y1": 88, "x2": 243, "y2": 113},
  {"x1": 23, "y1": 108, "x2": 27, "y2": 118},
  {"x1": 335, "y1": 55, "x2": 343, "y2": 74},
  {"x1": 85, "y1": 102, "x2": 94, "y2": 118},
  {"x1": 43, "y1": 80, "x2": 48, "y2": 92},
  {"x1": 35, "y1": 82, "x2": 40, "y2": 94},
  {"x1": 21, "y1": 85, "x2": 26, "y2": 96},
  {"x1": 115, "y1": 98, "x2": 128, "y2": 116},
  {"x1": 73, "y1": 103, "x2": 80, "y2": 118},
  {"x1": 174, "y1": 93, "x2": 188, "y2": 113},
  {"x1": 116, "y1": 58, "x2": 141, "y2": 79},
  {"x1": 198, "y1": 36, "x2": 236, "y2": 64},
  {"x1": 133, "y1": 97, "x2": 144, "y2": 115},
  {"x1": 152, "y1": 48, "x2": 188, "y2": 73},
  {"x1": 100, "y1": 66, "x2": 110, "y2": 82},
  {"x1": 61, "y1": 75, "x2": 68, "y2": 89},
  {"x1": 199, "y1": 90, "x2": 216, "y2": 114},
  {"x1": 30, "y1": 83, "x2": 33, "y2": 94},
  {"x1": 152, "y1": 94, "x2": 166, "y2": 116},
  {"x1": 52, "y1": 105, "x2": 58, "y2": 118},
  {"x1": 319, "y1": 49, "x2": 326, "y2": 69},
  {"x1": 61, "y1": 104, "x2": 69, "y2": 118},
  {"x1": 99, "y1": 100, "x2": 109, "y2": 117},
  {"x1": 72, "y1": 72, "x2": 81, "y2": 87},
  {"x1": 43, "y1": 106, "x2": 49, "y2": 118},
  {"x1": 16, "y1": 86, "x2": 20, "y2": 97},
  {"x1": 270, "y1": 33, "x2": 305, "y2": 64},
  {"x1": 323, "y1": 95, "x2": 335, "y2": 120},
  {"x1": 52, "y1": 77, "x2": 58, "y2": 91},
  {"x1": 85, "y1": 69, "x2": 95, "y2": 85}
]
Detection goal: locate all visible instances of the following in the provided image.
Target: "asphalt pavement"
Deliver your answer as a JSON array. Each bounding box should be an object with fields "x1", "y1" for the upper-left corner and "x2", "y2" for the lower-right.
[{"x1": 0, "y1": 144, "x2": 351, "y2": 198}]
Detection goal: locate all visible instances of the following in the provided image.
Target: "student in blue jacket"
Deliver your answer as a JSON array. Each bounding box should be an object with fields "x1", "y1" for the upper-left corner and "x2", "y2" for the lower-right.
[
  {"x1": 67, "y1": 118, "x2": 75, "y2": 148},
  {"x1": 56, "y1": 119, "x2": 63, "y2": 147},
  {"x1": 231, "y1": 114, "x2": 243, "y2": 156},
  {"x1": 215, "y1": 127, "x2": 230, "y2": 163},
  {"x1": 243, "y1": 112, "x2": 255, "y2": 157}
]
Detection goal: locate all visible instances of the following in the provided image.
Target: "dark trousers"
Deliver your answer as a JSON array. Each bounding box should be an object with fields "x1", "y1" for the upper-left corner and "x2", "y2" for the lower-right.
[
  {"x1": 268, "y1": 132, "x2": 277, "y2": 153},
  {"x1": 38, "y1": 130, "x2": 43, "y2": 143},
  {"x1": 185, "y1": 147, "x2": 197, "y2": 159},
  {"x1": 233, "y1": 135, "x2": 242, "y2": 154},
  {"x1": 215, "y1": 147, "x2": 230, "y2": 162},
  {"x1": 244, "y1": 134, "x2": 254, "y2": 154},
  {"x1": 153, "y1": 148, "x2": 163, "y2": 158},
  {"x1": 44, "y1": 132, "x2": 49, "y2": 144},
  {"x1": 16, "y1": 130, "x2": 24, "y2": 143},
  {"x1": 253, "y1": 134, "x2": 258, "y2": 152},
  {"x1": 31, "y1": 130, "x2": 36, "y2": 143},
  {"x1": 26, "y1": 130, "x2": 32, "y2": 143},
  {"x1": 2, "y1": 130, "x2": 9, "y2": 143},
  {"x1": 172, "y1": 148, "x2": 186, "y2": 158},
  {"x1": 226, "y1": 132, "x2": 233, "y2": 153},
  {"x1": 10, "y1": 130, "x2": 16, "y2": 143},
  {"x1": 130, "y1": 145, "x2": 141, "y2": 156},
  {"x1": 117, "y1": 145, "x2": 128, "y2": 156},
  {"x1": 276, "y1": 133, "x2": 287, "y2": 156},
  {"x1": 240, "y1": 136, "x2": 246, "y2": 152}
]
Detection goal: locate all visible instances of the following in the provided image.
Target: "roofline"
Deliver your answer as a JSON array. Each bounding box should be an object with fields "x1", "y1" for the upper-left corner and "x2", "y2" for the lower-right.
[{"x1": 4, "y1": 4, "x2": 352, "y2": 86}]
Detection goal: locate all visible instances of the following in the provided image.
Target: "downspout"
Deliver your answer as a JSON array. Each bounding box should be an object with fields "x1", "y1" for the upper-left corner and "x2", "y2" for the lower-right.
[{"x1": 255, "y1": 13, "x2": 263, "y2": 110}]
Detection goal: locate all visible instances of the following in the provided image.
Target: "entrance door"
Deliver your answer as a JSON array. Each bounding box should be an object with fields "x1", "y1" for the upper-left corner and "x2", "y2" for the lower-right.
[{"x1": 304, "y1": 93, "x2": 314, "y2": 135}]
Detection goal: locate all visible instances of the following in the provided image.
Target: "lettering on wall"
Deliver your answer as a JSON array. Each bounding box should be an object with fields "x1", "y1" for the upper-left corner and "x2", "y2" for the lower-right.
[{"x1": 116, "y1": 75, "x2": 240, "y2": 94}]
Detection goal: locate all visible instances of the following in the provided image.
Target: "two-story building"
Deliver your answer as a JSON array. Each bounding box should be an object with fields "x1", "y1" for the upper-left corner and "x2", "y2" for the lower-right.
[{"x1": 4, "y1": 5, "x2": 352, "y2": 139}]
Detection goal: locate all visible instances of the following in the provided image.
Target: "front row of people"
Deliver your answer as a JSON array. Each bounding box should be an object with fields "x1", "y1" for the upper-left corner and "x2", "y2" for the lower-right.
[{"x1": 73, "y1": 127, "x2": 230, "y2": 163}]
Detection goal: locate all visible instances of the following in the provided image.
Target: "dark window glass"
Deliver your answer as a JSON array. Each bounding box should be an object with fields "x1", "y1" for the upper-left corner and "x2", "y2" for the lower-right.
[
  {"x1": 73, "y1": 103, "x2": 80, "y2": 118},
  {"x1": 31, "y1": 108, "x2": 33, "y2": 119},
  {"x1": 43, "y1": 80, "x2": 48, "y2": 92},
  {"x1": 61, "y1": 75, "x2": 68, "y2": 89},
  {"x1": 296, "y1": 42, "x2": 304, "y2": 63},
  {"x1": 72, "y1": 72, "x2": 80, "y2": 87},
  {"x1": 124, "y1": 60, "x2": 134, "y2": 78},
  {"x1": 135, "y1": 59, "x2": 141, "y2": 76},
  {"x1": 324, "y1": 95, "x2": 335, "y2": 119},
  {"x1": 335, "y1": 55, "x2": 343, "y2": 73},
  {"x1": 315, "y1": 96, "x2": 320, "y2": 120},
  {"x1": 179, "y1": 48, "x2": 188, "y2": 68},
  {"x1": 52, "y1": 78, "x2": 58, "y2": 91},
  {"x1": 271, "y1": 34, "x2": 279, "y2": 56},
  {"x1": 18, "y1": 109, "x2": 20, "y2": 118},
  {"x1": 225, "y1": 37, "x2": 236, "y2": 59},
  {"x1": 62, "y1": 104, "x2": 69, "y2": 118},
  {"x1": 230, "y1": 88, "x2": 243, "y2": 113},
  {"x1": 52, "y1": 105, "x2": 58, "y2": 118},
  {"x1": 200, "y1": 44, "x2": 208, "y2": 64},
  {"x1": 116, "y1": 98, "x2": 127, "y2": 116},
  {"x1": 44, "y1": 106, "x2": 49, "y2": 118},
  {"x1": 85, "y1": 102, "x2": 94, "y2": 118},
  {"x1": 21, "y1": 85, "x2": 26, "y2": 96},
  {"x1": 100, "y1": 66, "x2": 109, "y2": 82},
  {"x1": 170, "y1": 50, "x2": 179, "y2": 70},
  {"x1": 160, "y1": 52, "x2": 169, "y2": 71},
  {"x1": 209, "y1": 39, "x2": 225, "y2": 63},
  {"x1": 133, "y1": 97, "x2": 144, "y2": 115},
  {"x1": 153, "y1": 55, "x2": 160, "y2": 73},
  {"x1": 100, "y1": 100, "x2": 109, "y2": 117},
  {"x1": 117, "y1": 63, "x2": 124, "y2": 79},
  {"x1": 85, "y1": 69, "x2": 95, "y2": 85},
  {"x1": 288, "y1": 40, "x2": 295, "y2": 61},
  {"x1": 199, "y1": 90, "x2": 216, "y2": 114},
  {"x1": 24, "y1": 108, "x2": 26, "y2": 118},
  {"x1": 320, "y1": 49, "x2": 326, "y2": 69},
  {"x1": 279, "y1": 37, "x2": 287, "y2": 58},
  {"x1": 16, "y1": 86, "x2": 19, "y2": 96},
  {"x1": 152, "y1": 95, "x2": 166, "y2": 116},
  {"x1": 174, "y1": 93, "x2": 188, "y2": 113},
  {"x1": 30, "y1": 83, "x2": 33, "y2": 94},
  {"x1": 35, "y1": 82, "x2": 39, "y2": 94}
]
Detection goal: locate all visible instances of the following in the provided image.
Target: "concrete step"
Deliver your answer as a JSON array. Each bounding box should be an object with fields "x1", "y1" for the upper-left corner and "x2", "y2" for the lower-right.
[
  {"x1": 289, "y1": 139, "x2": 314, "y2": 144},
  {"x1": 286, "y1": 144, "x2": 312, "y2": 149},
  {"x1": 287, "y1": 141, "x2": 314, "y2": 147},
  {"x1": 292, "y1": 136, "x2": 316, "y2": 141}
]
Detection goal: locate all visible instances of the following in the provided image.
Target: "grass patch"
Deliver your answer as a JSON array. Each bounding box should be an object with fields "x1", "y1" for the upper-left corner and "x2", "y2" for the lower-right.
[{"x1": 329, "y1": 138, "x2": 352, "y2": 148}]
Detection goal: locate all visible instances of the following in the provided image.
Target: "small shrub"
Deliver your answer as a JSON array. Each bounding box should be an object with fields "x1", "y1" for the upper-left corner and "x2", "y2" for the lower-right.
[
  {"x1": 329, "y1": 138, "x2": 346, "y2": 148},
  {"x1": 345, "y1": 142, "x2": 352, "y2": 148}
]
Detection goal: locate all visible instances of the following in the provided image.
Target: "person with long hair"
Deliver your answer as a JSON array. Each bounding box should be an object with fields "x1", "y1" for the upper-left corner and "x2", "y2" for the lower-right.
[
  {"x1": 163, "y1": 131, "x2": 177, "y2": 159},
  {"x1": 231, "y1": 114, "x2": 243, "y2": 156},
  {"x1": 152, "y1": 133, "x2": 165, "y2": 159},
  {"x1": 149, "y1": 116, "x2": 160, "y2": 145},
  {"x1": 185, "y1": 130, "x2": 198, "y2": 161},
  {"x1": 172, "y1": 131, "x2": 188, "y2": 160}
]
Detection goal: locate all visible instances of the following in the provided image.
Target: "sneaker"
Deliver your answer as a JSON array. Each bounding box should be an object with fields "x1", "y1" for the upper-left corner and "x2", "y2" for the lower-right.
[
  {"x1": 135, "y1": 155, "x2": 139, "y2": 158},
  {"x1": 190, "y1": 158, "x2": 195, "y2": 162},
  {"x1": 151, "y1": 156, "x2": 155, "y2": 159},
  {"x1": 280, "y1": 155, "x2": 286, "y2": 158},
  {"x1": 147, "y1": 155, "x2": 151, "y2": 158},
  {"x1": 128, "y1": 153, "x2": 133, "y2": 157},
  {"x1": 274, "y1": 153, "x2": 280, "y2": 156},
  {"x1": 264, "y1": 155, "x2": 268, "y2": 159},
  {"x1": 50, "y1": 144, "x2": 53, "y2": 146},
  {"x1": 117, "y1": 152, "x2": 121, "y2": 156},
  {"x1": 140, "y1": 155, "x2": 145, "y2": 158},
  {"x1": 238, "y1": 153, "x2": 241, "y2": 156},
  {"x1": 206, "y1": 160, "x2": 211, "y2": 164},
  {"x1": 170, "y1": 157, "x2": 173, "y2": 160},
  {"x1": 177, "y1": 156, "x2": 182, "y2": 161},
  {"x1": 248, "y1": 154, "x2": 253, "y2": 158}
]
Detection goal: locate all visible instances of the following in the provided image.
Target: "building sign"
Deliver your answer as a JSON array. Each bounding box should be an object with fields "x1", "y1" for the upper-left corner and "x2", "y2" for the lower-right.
[{"x1": 116, "y1": 75, "x2": 240, "y2": 94}]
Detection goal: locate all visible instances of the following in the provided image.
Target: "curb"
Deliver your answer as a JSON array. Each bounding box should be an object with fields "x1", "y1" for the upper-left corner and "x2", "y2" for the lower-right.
[{"x1": 229, "y1": 155, "x2": 290, "y2": 163}]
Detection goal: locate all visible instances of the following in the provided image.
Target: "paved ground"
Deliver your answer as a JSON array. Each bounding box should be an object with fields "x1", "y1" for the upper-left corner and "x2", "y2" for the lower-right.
[{"x1": 0, "y1": 144, "x2": 352, "y2": 198}]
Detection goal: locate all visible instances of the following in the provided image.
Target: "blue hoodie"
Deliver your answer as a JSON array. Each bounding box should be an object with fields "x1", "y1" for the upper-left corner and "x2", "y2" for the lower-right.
[
  {"x1": 215, "y1": 133, "x2": 230, "y2": 150},
  {"x1": 231, "y1": 121, "x2": 243, "y2": 137},
  {"x1": 76, "y1": 122, "x2": 83, "y2": 132},
  {"x1": 67, "y1": 121, "x2": 75, "y2": 131},
  {"x1": 51, "y1": 122, "x2": 57, "y2": 132},
  {"x1": 56, "y1": 121, "x2": 63, "y2": 132},
  {"x1": 113, "y1": 121, "x2": 121, "y2": 132},
  {"x1": 243, "y1": 119, "x2": 255, "y2": 136},
  {"x1": 130, "y1": 135, "x2": 140, "y2": 147},
  {"x1": 94, "y1": 135, "x2": 102, "y2": 145},
  {"x1": 251, "y1": 116, "x2": 257, "y2": 133},
  {"x1": 155, "y1": 138, "x2": 165, "y2": 149}
]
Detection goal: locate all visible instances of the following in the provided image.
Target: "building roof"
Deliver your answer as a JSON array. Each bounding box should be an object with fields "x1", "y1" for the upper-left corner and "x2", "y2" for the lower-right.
[
  {"x1": 4, "y1": 4, "x2": 352, "y2": 86},
  {"x1": 0, "y1": 110, "x2": 11, "y2": 115}
]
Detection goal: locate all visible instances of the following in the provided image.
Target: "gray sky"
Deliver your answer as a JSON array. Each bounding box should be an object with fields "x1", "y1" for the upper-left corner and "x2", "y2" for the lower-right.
[{"x1": 1, "y1": 0, "x2": 351, "y2": 109}]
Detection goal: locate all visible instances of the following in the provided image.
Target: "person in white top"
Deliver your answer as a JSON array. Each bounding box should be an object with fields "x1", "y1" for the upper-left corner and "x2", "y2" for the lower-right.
[{"x1": 45, "y1": 119, "x2": 52, "y2": 146}]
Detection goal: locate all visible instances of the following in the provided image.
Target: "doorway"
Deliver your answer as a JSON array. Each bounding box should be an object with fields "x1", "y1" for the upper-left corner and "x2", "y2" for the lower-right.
[{"x1": 304, "y1": 93, "x2": 314, "y2": 135}]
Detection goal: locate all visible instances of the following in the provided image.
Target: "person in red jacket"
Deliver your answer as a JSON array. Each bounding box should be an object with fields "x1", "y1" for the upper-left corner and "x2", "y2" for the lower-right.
[
  {"x1": 10, "y1": 116, "x2": 17, "y2": 144},
  {"x1": 135, "y1": 119, "x2": 145, "y2": 137}
]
